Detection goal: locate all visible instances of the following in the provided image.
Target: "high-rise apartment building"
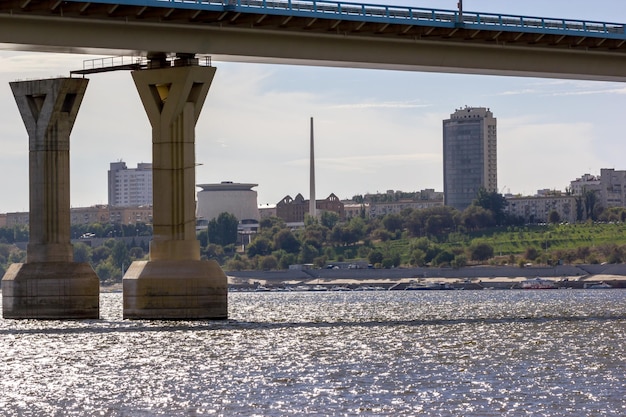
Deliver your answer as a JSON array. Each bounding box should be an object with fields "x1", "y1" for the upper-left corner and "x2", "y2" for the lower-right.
[
  {"x1": 108, "y1": 161, "x2": 153, "y2": 207},
  {"x1": 443, "y1": 107, "x2": 497, "y2": 211}
]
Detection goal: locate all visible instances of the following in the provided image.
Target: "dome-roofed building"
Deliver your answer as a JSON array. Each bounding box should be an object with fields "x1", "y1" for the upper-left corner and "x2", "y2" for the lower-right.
[{"x1": 196, "y1": 182, "x2": 259, "y2": 223}]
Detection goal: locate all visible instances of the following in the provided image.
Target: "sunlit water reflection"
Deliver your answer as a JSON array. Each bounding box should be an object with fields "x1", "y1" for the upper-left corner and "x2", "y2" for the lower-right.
[{"x1": 0, "y1": 290, "x2": 624, "y2": 416}]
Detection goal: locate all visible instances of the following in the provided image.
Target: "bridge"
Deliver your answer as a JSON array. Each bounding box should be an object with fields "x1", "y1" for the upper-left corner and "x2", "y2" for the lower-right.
[
  {"x1": 1, "y1": 1, "x2": 625, "y2": 320},
  {"x1": 1, "y1": 0, "x2": 626, "y2": 80}
]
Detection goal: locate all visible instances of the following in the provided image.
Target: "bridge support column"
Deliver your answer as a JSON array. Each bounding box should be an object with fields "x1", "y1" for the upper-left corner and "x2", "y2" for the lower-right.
[
  {"x1": 123, "y1": 63, "x2": 227, "y2": 319},
  {"x1": 2, "y1": 78, "x2": 99, "y2": 319}
]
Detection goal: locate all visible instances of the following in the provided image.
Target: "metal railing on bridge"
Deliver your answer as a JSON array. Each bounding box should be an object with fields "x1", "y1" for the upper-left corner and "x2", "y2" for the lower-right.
[{"x1": 69, "y1": 0, "x2": 625, "y2": 39}]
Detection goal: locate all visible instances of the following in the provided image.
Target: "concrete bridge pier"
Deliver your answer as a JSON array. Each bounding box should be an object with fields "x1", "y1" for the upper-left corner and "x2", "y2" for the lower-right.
[
  {"x1": 2, "y1": 78, "x2": 100, "y2": 319},
  {"x1": 123, "y1": 59, "x2": 227, "y2": 319}
]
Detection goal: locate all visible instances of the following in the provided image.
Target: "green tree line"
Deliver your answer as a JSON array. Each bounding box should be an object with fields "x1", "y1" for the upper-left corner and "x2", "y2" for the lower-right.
[{"x1": 2, "y1": 189, "x2": 626, "y2": 278}]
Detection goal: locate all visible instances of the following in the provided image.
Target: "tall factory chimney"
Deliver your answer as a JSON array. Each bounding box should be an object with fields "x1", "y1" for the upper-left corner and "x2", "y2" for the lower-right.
[{"x1": 309, "y1": 117, "x2": 316, "y2": 219}]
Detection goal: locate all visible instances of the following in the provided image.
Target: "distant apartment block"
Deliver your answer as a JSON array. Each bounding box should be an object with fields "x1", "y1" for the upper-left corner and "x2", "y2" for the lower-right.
[
  {"x1": 570, "y1": 173, "x2": 601, "y2": 197},
  {"x1": 5, "y1": 212, "x2": 30, "y2": 227},
  {"x1": 72, "y1": 205, "x2": 152, "y2": 225},
  {"x1": 343, "y1": 203, "x2": 369, "y2": 219},
  {"x1": 108, "y1": 206, "x2": 153, "y2": 225},
  {"x1": 108, "y1": 161, "x2": 152, "y2": 207},
  {"x1": 368, "y1": 200, "x2": 443, "y2": 218},
  {"x1": 4, "y1": 206, "x2": 152, "y2": 227},
  {"x1": 569, "y1": 169, "x2": 626, "y2": 210},
  {"x1": 505, "y1": 195, "x2": 576, "y2": 224},
  {"x1": 443, "y1": 107, "x2": 497, "y2": 211},
  {"x1": 599, "y1": 168, "x2": 626, "y2": 208},
  {"x1": 357, "y1": 189, "x2": 444, "y2": 218},
  {"x1": 70, "y1": 205, "x2": 110, "y2": 225}
]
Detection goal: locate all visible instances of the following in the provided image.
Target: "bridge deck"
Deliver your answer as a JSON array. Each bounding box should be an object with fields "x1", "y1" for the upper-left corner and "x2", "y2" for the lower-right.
[{"x1": 4, "y1": 0, "x2": 625, "y2": 53}]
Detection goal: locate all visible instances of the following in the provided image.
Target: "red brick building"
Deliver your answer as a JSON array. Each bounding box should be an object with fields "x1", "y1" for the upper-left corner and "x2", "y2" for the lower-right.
[{"x1": 276, "y1": 193, "x2": 344, "y2": 223}]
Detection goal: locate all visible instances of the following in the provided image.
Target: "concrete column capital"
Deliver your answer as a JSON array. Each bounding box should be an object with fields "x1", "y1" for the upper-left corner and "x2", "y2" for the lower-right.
[{"x1": 132, "y1": 66, "x2": 216, "y2": 129}]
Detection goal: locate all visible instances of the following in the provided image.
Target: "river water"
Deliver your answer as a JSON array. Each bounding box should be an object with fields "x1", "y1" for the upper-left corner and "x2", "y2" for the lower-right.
[{"x1": 0, "y1": 290, "x2": 624, "y2": 416}]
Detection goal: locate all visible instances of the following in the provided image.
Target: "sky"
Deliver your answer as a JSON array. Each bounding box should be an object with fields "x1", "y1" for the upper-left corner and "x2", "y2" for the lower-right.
[{"x1": 1, "y1": 0, "x2": 626, "y2": 212}]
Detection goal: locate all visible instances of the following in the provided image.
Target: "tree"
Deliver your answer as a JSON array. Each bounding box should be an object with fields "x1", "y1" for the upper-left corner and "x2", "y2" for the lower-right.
[
  {"x1": 302, "y1": 223, "x2": 327, "y2": 249},
  {"x1": 260, "y1": 255, "x2": 278, "y2": 270},
  {"x1": 299, "y1": 243, "x2": 319, "y2": 264},
  {"x1": 73, "y1": 242, "x2": 93, "y2": 263},
  {"x1": 409, "y1": 248, "x2": 426, "y2": 266},
  {"x1": 382, "y1": 214, "x2": 403, "y2": 233},
  {"x1": 12, "y1": 225, "x2": 29, "y2": 242},
  {"x1": 433, "y1": 250, "x2": 454, "y2": 266},
  {"x1": 406, "y1": 206, "x2": 459, "y2": 237},
  {"x1": 468, "y1": 242, "x2": 494, "y2": 262},
  {"x1": 208, "y1": 212, "x2": 239, "y2": 246},
  {"x1": 583, "y1": 189, "x2": 599, "y2": 221},
  {"x1": 320, "y1": 211, "x2": 340, "y2": 229},
  {"x1": 273, "y1": 229, "x2": 301, "y2": 254},
  {"x1": 575, "y1": 196, "x2": 585, "y2": 222},
  {"x1": 111, "y1": 240, "x2": 131, "y2": 270},
  {"x1": 524, "y1": 247, "x2": 539, "y2": 261},
  {"x1": 205, "y1": 243, "x2": 225, "y2": 262},
  {"x1": 92, "y1": 246, "x2": 112, "y2": 263},
  {"x1": 247, "y1": 236, "x2": 273, "y2": 257},
  {"x1": 225, "y1": 258, "x2": 248, "y2": 271},
  {"x1": 129, "y1": 247, "x2": 145, "y2": 260},
  {"x1": 472, "y1": 188, "x2": 507, "y2": 225},
  {"x1": 278, "y1": 253, "x2": 297, "y2": 269},
  {"x1": 346, "y1": 217, "x2": 366, "y2": 244},
  {"x1": 197, "y1": 230, "x2": 209, "y2": 247},
  {"x1": 371, "y1": 228, "x2": 393, "y2": 242},
  {"x1": 95, "y1": 261, "x2": 119, "y2": 283},
  {"x1": 259, "y1": 216, "x2": 286, "y2": 230},
  {"x1": 462, "y1": 205, "x2": 495, "y2": 230},
  {"x1": 368, "y1": 250, "x2": 384, "y2": 265},
  {"x1": 381, "y1": 258, "x2": 394, "y2": 269},
  {"x1": 451, "y1": 254, "x2": 467, "y2": 269},
  {"x1": 548, "y1": 210, "x2": 561, "y2": 224}
]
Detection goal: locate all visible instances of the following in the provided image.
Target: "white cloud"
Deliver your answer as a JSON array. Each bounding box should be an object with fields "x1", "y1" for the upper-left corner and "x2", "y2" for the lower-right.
[
  {"x1": 499, "y1": 117, "x2": 601, "y2": 195},
  {"x1": 329, "y1": 100, "x2": 431, "y2": 110}
]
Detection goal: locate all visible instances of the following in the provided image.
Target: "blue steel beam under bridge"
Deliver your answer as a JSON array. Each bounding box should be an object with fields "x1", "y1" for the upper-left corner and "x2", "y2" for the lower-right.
[{"x1": 1, "y1": 0, "x2": 626, "y2": 80}]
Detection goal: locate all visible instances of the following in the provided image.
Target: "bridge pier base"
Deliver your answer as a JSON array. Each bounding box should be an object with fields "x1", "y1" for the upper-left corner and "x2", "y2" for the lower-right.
[
  {"x1": 2, "y1": 78, "x2": 99, "y2": 319},
  {"x1": 123, "y1": 62, "x2": 227, "y2": 319}
]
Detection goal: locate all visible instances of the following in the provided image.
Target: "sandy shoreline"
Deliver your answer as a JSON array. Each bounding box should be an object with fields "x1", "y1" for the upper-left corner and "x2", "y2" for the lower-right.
[{"x1": 68, "y1": 264, "x2": 626, "y2": 293}]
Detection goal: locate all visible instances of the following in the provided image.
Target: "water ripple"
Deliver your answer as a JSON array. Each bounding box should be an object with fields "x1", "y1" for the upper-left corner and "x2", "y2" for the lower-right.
[{"x1": 0, "y1": 290, "x2": 624, "y2": 416}]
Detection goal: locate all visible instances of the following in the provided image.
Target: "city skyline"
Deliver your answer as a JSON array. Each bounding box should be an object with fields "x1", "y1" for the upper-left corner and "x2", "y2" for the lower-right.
[{"x1": 0, "y1": 0, "x2": 625, "y2": 212}]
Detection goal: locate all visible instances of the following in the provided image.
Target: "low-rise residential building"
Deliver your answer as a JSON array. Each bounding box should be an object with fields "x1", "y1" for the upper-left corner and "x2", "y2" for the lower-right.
[
  {"x1": 343, "y1": 203, "x2": 370, "y2": 219},
  {"x1": 505, "y1": 195, "x2": 576, "y2": 224},
  {"x1": 570, "y1": 173, "x2": 601, "y2": 196},
  {"x1": 368, "y1": 199, "x2": 443, "y2": 218},
  {"x1": 5, "y1": 212, "x2": 29, "y2": 227},
  {"x1": 356, "y1": 189, "x2": 444, "y2": 218},
  {"x1": 2, "y1": 205, "x2": 153, "y2": 227},
  {"x1": 599, "y1": 168, "x2": 626, "y2": 208},
  {"x1": 108, "y1": 206, "x2": 153, "y2": 225},
  {"x1": 70, "y1": 205, "x2": 110, "y2": 225}
]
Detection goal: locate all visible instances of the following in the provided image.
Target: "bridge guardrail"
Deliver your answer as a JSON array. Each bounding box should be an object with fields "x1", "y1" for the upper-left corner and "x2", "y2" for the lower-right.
[{"x1": 74, "y1": 0, "x2": 625, "y2": 38}]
